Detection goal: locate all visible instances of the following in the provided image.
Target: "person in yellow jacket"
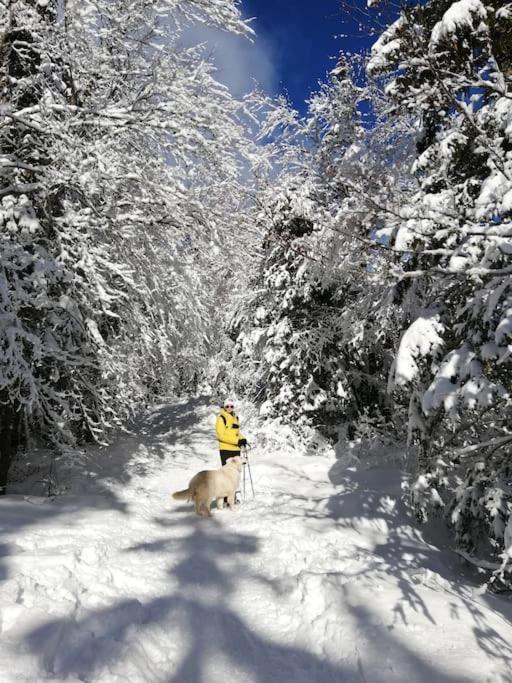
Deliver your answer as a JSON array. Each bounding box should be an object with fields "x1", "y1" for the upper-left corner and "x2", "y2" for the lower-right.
[{"x1": 216, "y1": 399, "x2": 248, "y2": 466}]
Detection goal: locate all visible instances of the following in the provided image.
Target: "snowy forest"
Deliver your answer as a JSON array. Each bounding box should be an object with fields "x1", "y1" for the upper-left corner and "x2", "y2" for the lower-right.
[{"x1": 1, "y1": 0, "x2": 512, "y2": 680}]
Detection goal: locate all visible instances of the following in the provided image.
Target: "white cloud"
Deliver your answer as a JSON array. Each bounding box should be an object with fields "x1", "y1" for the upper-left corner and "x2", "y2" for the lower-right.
[{"x1": 180, "y1": 24, "x2": 278, "y2": 98}]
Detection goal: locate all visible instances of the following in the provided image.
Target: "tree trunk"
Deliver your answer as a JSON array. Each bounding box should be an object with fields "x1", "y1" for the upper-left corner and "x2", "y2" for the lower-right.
[{"x1": 0, "y1": 404, "x2": 20, "y2": 495}]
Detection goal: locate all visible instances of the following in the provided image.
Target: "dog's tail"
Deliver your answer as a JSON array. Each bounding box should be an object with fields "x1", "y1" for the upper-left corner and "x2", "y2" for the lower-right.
[{"x1": 172, "y1": 488, "x2": 191, "y2": 501}]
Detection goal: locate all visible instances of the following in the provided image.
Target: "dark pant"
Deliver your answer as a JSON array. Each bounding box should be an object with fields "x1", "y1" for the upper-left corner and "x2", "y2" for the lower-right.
[{"x1": 220, "y1": 450, "x2": 240, "y2": 466}]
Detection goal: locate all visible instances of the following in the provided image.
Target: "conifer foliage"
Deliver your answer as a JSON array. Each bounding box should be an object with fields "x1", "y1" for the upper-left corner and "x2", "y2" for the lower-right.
[
  {"x1": 230, "y1": 182, "x2": 350, "y2": 434},
  {"x1": 369, "y1": 0, "x2": 512, "y2": 587},
  {"x1": 232, "y1": 1, "x2": 512, "y2": 586},
  {"x1": 232, "y1": 66, "x2": 405, "y2": 442}
]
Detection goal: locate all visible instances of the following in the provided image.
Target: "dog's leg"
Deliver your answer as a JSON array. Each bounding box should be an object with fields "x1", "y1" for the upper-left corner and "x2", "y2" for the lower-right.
[
  {"x1": 216, "y1": 497, "x2": 224, "y2": 510},
  {"x1": 198, "y1": 498, "x2": 211, "y2": 517},
  {"x1": 227, "y1": 493, "x2": 235, "y2": 510},
  {"x1": 193, "y1": 497, "x2": 202, "y2": 516}
]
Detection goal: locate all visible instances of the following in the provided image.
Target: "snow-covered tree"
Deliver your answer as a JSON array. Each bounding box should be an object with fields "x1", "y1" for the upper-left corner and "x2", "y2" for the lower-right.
[
  {"x1": 230, "y1": 181, "x2": 347, "y2": 436},
  {"x1": 0, "y1": 0, "x2": 259, "y2": 491},
  {"x1": 230, "y1": 0, "x2": 512, "y2": 585},
  {"x1": 369, "y1": 0, "x2": 512, "y2": 584},
  {"x1": 230, "y1": 64, "x2": 409, "y2": 442}
]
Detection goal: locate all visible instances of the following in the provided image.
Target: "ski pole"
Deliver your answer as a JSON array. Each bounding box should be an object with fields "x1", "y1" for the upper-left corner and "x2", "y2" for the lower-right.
[
  {"x1": 242, "y1": 445, "x2": 255, "y2": 499},
  {"x1": 242, "y1": 453, "x2": 246, "y2": 500},
  {"x1": 246, "y1": 454, "x2": 255, "y2": 498}
]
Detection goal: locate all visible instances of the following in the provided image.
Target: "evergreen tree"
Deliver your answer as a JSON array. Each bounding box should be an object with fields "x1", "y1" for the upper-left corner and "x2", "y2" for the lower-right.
[
  {"x1": 231, "y1": 65, "x2": 406, "y2": 442},
  {"x1": 231, "y1": 183, "x2": 349, "y2": 436},
  {"x1": 369, "y1": 0, "x2": 512, "y2": 585}
]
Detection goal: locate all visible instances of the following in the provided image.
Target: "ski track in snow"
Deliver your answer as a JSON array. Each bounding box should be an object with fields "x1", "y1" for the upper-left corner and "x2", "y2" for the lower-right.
[{"x1": 0, "y1": 398, "x2": 511, "y2": 682}]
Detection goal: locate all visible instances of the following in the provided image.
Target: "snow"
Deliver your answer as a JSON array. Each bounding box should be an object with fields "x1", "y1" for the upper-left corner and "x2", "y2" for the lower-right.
[
  {"x1": 367, "y1": 18, "x2": 404, "y2": 75},
  {"x1": 1, "y1": 397, "x2": 512, "y2": 682},
  {"x1": 392, "y1": 313, "x2": 445, "y2": 386},
  {"x1": 504, "y1": 519, "x2": 512, "y2": 566},
  {"x1": 495, "y1": 308, "x2": 512, "y2": 345},
  {"x1": 476, "y1": 171, "x2": 511, "y2": 219},
  {"x1": 422, "y1": 344, "x2": 477, "y2": 413},
  {"x1": 497, "y1": 4, "x2": 512, "y2": 20},
  {"x1": 430, "y1": 0, "x2": 488, "y2": 47}
]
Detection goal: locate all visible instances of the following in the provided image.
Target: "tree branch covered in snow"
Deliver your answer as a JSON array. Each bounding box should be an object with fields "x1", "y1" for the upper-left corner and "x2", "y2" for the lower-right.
[
  {"x1": 230, "y1": 0, "x2": 512, "y2": 588},
  {"x1": 0, "y1": 0, "x2": 264, "y2": 489}
]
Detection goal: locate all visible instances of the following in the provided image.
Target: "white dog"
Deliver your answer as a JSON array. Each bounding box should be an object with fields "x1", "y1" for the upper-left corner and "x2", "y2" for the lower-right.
[{"x1": 172, "y1": 456, "x2": 242, "y2": 517}]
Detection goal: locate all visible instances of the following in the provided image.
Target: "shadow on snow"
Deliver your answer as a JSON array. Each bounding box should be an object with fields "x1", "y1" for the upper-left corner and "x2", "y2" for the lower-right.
[
  {"x1": 23, "y1": 505, "x2": 479, "y2": 682},
  {"x1": 325, "y1": 460, "x2": 512, "y2": 675},
  {"x1": 23, "y1": 516, "x2": 354, "y2": 682},
  {"x1": 0, "y1": 493, "x2": 128, "y2": 584},
  {"x1": 7, "y1": 398, "x2": 511, "y2": 680}
]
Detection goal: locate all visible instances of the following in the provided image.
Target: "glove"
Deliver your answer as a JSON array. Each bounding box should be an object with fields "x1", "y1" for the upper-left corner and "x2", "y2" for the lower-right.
[{"x1": 238, "y1": 438, "x2": 248, "y2": 448}]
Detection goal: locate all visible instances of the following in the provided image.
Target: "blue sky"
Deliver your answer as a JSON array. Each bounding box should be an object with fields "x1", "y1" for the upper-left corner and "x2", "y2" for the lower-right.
[
  {"x1": 241, "y1": 0, "x2": 378, "y2": 111},
  {"x1": 186, "y1": 1, "x2": 398, "y2": 113}
]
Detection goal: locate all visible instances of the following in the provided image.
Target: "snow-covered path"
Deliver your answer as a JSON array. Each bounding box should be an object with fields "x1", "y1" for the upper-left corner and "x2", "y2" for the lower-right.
[{"x1": 1, "y1": 398, "x2": 511, "y2": 682}]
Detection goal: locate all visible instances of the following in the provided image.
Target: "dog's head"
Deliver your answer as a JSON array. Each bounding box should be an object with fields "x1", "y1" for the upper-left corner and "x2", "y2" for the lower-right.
[{"x1": 226, "y1": 456, "x2": 242, "y2": 471}]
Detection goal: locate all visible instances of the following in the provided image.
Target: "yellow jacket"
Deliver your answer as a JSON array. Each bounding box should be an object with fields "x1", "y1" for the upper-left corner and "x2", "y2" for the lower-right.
[{"x1": 216, "y1": 408, "x2": 244, "y2": 452}]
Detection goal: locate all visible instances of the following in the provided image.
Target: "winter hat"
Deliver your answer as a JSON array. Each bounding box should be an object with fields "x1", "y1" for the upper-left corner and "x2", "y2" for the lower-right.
[{"x1": 223, "y1": 399, "x2": 235, "y2": 408}]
